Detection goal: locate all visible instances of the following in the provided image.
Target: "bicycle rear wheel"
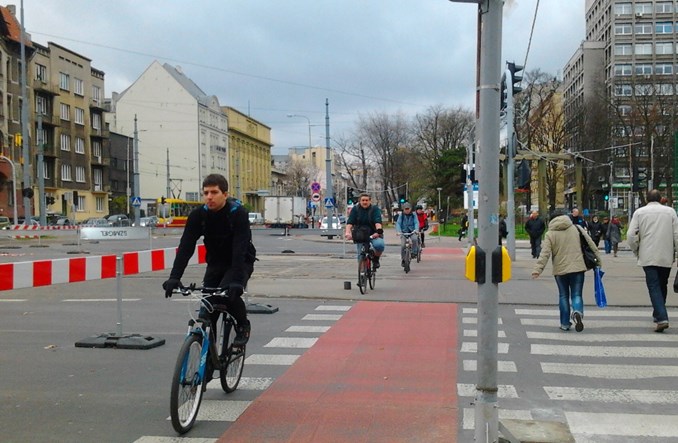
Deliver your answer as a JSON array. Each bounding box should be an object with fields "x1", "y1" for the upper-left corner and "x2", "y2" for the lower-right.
[
  {"x1": 170, "y1": 334, "x2": 205, "y2": 434},
  {"x1": 219, "y1": 319, "x2": 246, "y2": 393},
  {"x1": 369, "y1": 262, "x2": 376, "y2": 289},
  {"x1": 358, "y1": 257, "x2": 368, "y2": 294}
]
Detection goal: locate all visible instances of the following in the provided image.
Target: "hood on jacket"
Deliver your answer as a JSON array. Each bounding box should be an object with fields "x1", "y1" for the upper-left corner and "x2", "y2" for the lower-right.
[{"x1": 548, "y1": 215, "x2": 573, "y2": 231}]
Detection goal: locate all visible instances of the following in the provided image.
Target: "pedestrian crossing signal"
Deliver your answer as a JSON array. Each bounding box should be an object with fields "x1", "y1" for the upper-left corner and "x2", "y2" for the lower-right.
[
  {"x1": 604, "y1": 194, "x2": 609, "y2": 201},
  {"x1": 399, "y1": 194, "x2": 406, "y2": 204}
]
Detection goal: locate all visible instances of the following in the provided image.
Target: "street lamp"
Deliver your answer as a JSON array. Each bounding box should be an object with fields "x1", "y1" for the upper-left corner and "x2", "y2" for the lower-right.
[
  {"x1": 437, "y1": 187, "x2": 442, "y2": 242},
  {"x1": 286, "y1": 114, "x2": 312, "y2": 149}
]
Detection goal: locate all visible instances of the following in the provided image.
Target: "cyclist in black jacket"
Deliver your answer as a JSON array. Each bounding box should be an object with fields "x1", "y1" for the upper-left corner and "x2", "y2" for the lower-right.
[{"x1": 162, "y1": 174, "x2": 254, "y2": 346}]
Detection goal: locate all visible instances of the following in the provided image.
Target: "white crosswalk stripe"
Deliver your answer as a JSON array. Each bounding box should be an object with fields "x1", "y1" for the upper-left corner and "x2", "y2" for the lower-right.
[{"x1": 459, "y1": 307, "x2": 678, "y2": 441}]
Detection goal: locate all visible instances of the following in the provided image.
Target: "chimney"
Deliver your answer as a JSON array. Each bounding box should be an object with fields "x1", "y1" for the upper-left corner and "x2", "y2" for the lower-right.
[{"x1": 7, "y1": 5, "x2": 16, "y2": 16}]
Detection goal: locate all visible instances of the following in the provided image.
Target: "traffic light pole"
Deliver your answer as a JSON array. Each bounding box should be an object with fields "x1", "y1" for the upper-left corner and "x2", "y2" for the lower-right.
[
  {"x1": 505, "y1": 65, "x2": 516, "y2": 261},
  {"x1": 474, "y1": 1, "x2": 502, "y2": 441},
  {"x1": 37, "y1": 116, "x2": 47, "y2": 226}
]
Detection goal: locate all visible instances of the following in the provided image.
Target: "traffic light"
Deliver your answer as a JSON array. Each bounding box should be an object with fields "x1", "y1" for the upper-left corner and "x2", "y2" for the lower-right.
[
  {"x1": 398, "y1": 194, "x2": 406, "y2": 204},
  {"x1": 507, "y1": 61, "x2": 524, "y2": 95},
  {"x1": 45, "y1": 195, "x2": 55, "y2": 206},
  {"x1": 346, "y1": 187, "x2": 355, "y2": 205},
  {"x1": 516, "y1": 160, "x2": 531, "y2": 191},
  {"x1": 500, "y1": 74, "x2": 507, "y2": 110},
  {"x1": 604, "y1": 194, "x2": 609, "y2": 202},
  {"x1": 22, "y1": 187, "x2": 34, "y2": 198}
]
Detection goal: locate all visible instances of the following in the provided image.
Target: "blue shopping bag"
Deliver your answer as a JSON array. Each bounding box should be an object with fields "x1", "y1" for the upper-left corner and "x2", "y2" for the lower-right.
[{"x1": 594, "y1": 267, "x2": 607, "y2": 308}]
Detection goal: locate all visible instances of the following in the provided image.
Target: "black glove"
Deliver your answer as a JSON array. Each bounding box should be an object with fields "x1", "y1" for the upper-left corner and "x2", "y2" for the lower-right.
[
  {"x1": 162, "y1": 278, "x2": 181, "y2": 298},
  {"x1": 376, "y1": 228, "x2": 384, "y2": 236},
  {"x1": 228, "y1": 283, "x2": 244, "y2": 301}
]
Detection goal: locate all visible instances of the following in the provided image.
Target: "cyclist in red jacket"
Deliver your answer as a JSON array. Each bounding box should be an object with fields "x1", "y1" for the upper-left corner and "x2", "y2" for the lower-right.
[{"x1": 415, "y1": 205, "x2": 429, "y2": 248}]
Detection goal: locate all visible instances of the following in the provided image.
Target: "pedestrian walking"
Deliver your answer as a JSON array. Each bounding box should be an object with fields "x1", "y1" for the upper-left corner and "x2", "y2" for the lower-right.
[
  {"x1": 458, "y1": 214, "x2": 469, "y2": 241},
  {"x1": 626, "y1": 189, "x2": 678, "y2": 333},
  {"x1": 531, "y1": 211, "x2": 603, "y2": 332},
  {"x1": 606, "y1": 216, "x2": 623, "y2": 257},
  {"x1": 498, "y1": 215, "x2": 508, "y2": 245},
  {"x1": 601, "y1": 216, "x2": 611, "y2": 254},
  {"x1": 589, "y1": 215, "x2": 604, "y2": 247},
  {"x1": 570, "y1": 208, "x2": 589, "y2": 231},
  {"x1": 525, "y1": 210, "x2": 546, "y2": 258}
]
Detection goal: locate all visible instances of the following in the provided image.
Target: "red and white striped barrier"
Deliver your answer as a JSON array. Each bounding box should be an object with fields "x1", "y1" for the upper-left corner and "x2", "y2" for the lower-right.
[
  {"x1": 9, "y1": 225, "x2": 79, "y2": 230},
  {"x1": 0, "y1": 244, "x2": 206, "y2": 291}
]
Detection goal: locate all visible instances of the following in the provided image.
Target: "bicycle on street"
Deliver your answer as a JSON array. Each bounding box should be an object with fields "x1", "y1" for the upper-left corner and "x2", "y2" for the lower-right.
[
  {"x1": 356, "y1": 239, "x2": 377, "y2": 294},
  {"x1": 169, "y1": 284, "x2": 246, "y2": 434},
  {"x1": 401, "y1": 232, "x2": 418, "y2": 273}
]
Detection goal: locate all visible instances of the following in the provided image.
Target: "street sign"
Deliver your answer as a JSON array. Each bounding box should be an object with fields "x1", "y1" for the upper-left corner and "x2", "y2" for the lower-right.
[
  {"x1": 311, "y1": 193, "x2": 321, "y2": 202},
  {"x1": 131, "y1": 196, "x2": 142, "y2": 207},
  {"x1": 311, "y1": 182, "x2": 321, "y2": 193},
  {"x1": 324, "y1": 197, "x2": 334, "y2": 208}
]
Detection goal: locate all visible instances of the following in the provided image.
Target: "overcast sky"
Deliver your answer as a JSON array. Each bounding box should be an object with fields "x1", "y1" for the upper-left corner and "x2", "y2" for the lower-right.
[{"x1": 24, "y1": 0, "x2": 585, "y2": 154}]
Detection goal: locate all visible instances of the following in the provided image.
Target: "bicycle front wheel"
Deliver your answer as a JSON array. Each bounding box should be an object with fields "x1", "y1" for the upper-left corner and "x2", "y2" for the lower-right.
[
  {"x1": 417, "y1": 248, "x2": 422, "y2": 263},
  {"x1": 219, "y1": 319, "x2": 246, "y2": 393},
  {"x1": 369, "y1": 262, "x2": 376, "y2": 289},
  {"x1": 403, "y1": 248, "x2": 411, "y2": 273},
  {"x1": 170, "y1": 334, "x2": 205, "y2": 434},
  {"x1": 358, "y1": 257, "x2": 367, "y2": 294}
]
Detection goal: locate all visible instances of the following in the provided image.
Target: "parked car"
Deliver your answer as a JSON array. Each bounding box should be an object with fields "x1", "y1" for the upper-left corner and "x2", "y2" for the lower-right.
[
  {"x1": 0, "y1": 216, "x2": 10, "y2": 229},
  {"x1": 137, "y1": 216, "x2": 158, "y2": 227},
  {"x1": 81, "y1": 218, "x2": 110, "y2": 227},
  {"x1": 248, "y1": 212, "x2": 264, "y2": 225},
  {"x1": 55, "y1": 217, "x2": 72, "y2": 226},
  {"x1": 320, "y1": 216, "x2": 342, "y2": 230},
  {"x1": 106, "y1": 214, "x2": 131, "y2": 227}
]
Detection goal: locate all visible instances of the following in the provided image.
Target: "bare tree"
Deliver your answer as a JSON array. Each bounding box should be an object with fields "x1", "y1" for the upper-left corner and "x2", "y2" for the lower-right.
[
  {"x1": 334, "y1": 135, "x2": 373, "y2": 192},
  {"x1": 284, "y1": 159, "x2": 317, "y2": 197}
]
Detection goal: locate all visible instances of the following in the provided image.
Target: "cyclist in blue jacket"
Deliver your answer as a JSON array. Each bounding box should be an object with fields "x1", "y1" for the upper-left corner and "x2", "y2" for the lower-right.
[{"x1": 395, "y1": 202, "x2": 420, "y2": 267}]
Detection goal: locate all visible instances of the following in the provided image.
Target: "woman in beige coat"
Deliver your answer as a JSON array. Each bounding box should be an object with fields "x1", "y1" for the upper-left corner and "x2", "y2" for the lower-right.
[{"x1": 532, "y1": 212, "x2": 603, "y2": 332}]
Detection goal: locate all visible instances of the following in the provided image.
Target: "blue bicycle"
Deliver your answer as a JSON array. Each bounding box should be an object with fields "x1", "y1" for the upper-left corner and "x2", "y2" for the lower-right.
[{"x1": 169, "y1": 284, "x2": 246, "y2": 434}]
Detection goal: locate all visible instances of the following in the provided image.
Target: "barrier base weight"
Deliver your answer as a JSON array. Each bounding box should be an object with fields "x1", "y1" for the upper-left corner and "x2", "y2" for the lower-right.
[{"x1": 75, "y1": 333, "x2": 165, "y2": 350}]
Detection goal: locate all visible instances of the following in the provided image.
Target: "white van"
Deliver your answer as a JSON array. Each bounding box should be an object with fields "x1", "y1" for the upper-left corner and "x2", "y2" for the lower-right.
[{"x1": 248, "y1": 212, "x2": 264, "y2": 225}]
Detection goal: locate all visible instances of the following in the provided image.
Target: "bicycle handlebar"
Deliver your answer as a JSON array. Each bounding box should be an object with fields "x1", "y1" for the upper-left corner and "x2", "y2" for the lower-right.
[{"x1": 174, "y1": 283, "x2": 229, "y2": 296}]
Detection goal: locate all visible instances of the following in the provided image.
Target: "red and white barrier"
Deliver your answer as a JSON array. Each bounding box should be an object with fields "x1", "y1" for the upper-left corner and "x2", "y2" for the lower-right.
[
  {"x1": 0, "y1": 244, "x2": 206, "y2": 291},
  {"x1": 9, "y1": 225, "x2": 79, "y2": 230}
]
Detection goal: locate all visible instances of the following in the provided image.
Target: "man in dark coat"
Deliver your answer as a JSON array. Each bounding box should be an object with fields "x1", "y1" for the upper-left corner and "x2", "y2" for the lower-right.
[{"x1": 525, "y1": 210, "x2": 546, "y2": 258}]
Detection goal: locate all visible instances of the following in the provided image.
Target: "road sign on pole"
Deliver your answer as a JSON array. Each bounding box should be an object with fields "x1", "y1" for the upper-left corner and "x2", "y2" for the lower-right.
[
  {"x1": 131, "y1": 197, "x2": 142, "y2": 207},
  {"x1": 311, "y1": 182, "x2": 321, "y2": 193},
  {"x1": 311, "y1": 193, "x2": 321, "y2": 202}
]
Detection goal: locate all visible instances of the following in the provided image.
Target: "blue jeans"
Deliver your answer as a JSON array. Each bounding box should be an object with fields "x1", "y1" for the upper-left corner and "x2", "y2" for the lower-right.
[
  {"x1": 604, "y1": 239, "x2": 611, "y2": 254},
  {"x1": 354, "y1": 237, "x2": 385, "y2": 260},
  {"x1": 642, "y1": 266, "x2": 670, "y2": 323},
  {"x1": 554, "y1": 272, "x2": 585, "y2": 327}
]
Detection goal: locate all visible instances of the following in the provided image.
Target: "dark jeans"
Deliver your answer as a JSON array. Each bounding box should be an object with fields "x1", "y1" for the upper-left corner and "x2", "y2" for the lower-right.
[
  {"x1": 554, "y1": 271, "x2": 585, "y2": 327},
  {"x1": 642, "y1": 266, "x2": 670, "y2": 323},
  {"x1": 201, "y1": 263, "x2": 254, "y2": 328},
  {"x1": 604, "y1": 239, "x2": 611, "y2": 254},
  {"x1": 529, "y1": 236, "x2": 542, "y2": 258}
]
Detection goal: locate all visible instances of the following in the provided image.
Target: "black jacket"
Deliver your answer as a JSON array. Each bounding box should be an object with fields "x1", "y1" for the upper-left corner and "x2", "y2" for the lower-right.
[
  {"x1": 169, "y1": 201, "x2": 252, "y2": 287},
  {"x1": 525, "y1": 217, "x2": 546, "y2": 239}
]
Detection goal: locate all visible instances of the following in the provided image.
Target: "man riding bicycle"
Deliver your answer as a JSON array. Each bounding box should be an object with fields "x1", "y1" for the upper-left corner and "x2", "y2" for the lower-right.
[
  {"x1": 345, "y1": 192, "x2": 384, "y2": 268},
  {"x1": 395, "y1": 202, "x2": 420, "y2": 267},
  {"x1": 162, "y1": 173, "x2": 255, "y2": 347}
]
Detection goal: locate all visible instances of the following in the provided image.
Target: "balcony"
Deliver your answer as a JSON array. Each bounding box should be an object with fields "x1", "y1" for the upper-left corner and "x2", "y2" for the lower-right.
[
  {"x1": 89, "y1": 126, "x2": 110, "y2": 139},
  {"x1": 33, "y1": 80, "x2": 60, "y2": 96},
  {"x1": 40, "y1": 143, "x2": 58, "y2": 157},
  {"x1": 89, "y1": 98, "x2": 106, "y2": 111},
  {"x1": 35, "y1": 112, "x2": 59, "y2": 126},
  {"x1": 92, "y1": 183, "x2": 110, "y2": 193},
  {"x1": 90, "y1": 155, "x2": 110, "y2": 166}
]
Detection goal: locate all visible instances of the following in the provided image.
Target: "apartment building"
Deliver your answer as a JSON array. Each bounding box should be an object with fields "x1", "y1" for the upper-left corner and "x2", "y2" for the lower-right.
[{"x1": 564, "y1": 0, "x2": 678, "y2": 212}]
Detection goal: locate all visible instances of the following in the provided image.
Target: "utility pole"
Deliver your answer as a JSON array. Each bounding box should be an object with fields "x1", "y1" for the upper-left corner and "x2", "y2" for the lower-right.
[
  {"x1": 19, "y1": 1, "x2": 31, "y2": 222},
  {"x1": 133, "y1": 115, "x2": 141, "y2": 224},
  {"x1": 474, "y1": 1, "x2": 503, "y2": 441},
  {"x1": 466, "y1": 144, "x2": 475, "y2": 248},
  {"x1": 325, "y1": 99, "x2": 334, "y2": 228},
  {"x1": 166, "y1": 148, "x2": 171, "y2": 201},
  {"x1": 505, "y1": 65, "x2": 516, "y2": 261},
  {"x1": 37, "y1": 116, "x2": 46, "y2": 226}
]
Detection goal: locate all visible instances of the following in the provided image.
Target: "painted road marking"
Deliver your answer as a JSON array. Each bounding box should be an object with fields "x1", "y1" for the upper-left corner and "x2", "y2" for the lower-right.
[
  {"x1": 461, "y1": 342, "x2": 509, "y2": 354},
  {"x1": 286, "y1": 325, "x2": 331, "y2": 333},
  {"x1": 516, "y1": 308, "x2": 677, "y2": 317},
  {"x1": 206, "y1": 377, "x2": 273, "y2": 391},
  {"x1": 544, "y1": 386, "x2": 678, "y2": 404},
  {"x1": 532, "y1": 344, "x2": 678, "y2": 358},
  {"x1": 527, "y1": 331, "x2": 678, "y2": 342},
  {"x1": 62, "y1": 298, "x2": 141, "y2": 302},
  {"x1": 302, "y1": 313, "x2": 342, "y2": 321},
  {"x1": 463, "y1": 359, "x2": 517, "y2": 372},
  {"x1": 457, "y1": 383, "x2": 518, "y2": 398},
  {"x1": 522, "y1": 318, "x2": 657, "y2": 328},
  {"x1": 264, "y1": 337, "x2": 318, "y2": 348},
  {"x1": 566, "y1": 412, "x2": 678, "y2": 438},
  {"x1": 464, "y1": 329, "x2": 506, "y2": 338},
  {"x1": 245, "y1": 354, "x2": 300, "y2": 365},
  {"x1": 315, "y1": 305, "x2": 351, "y2": 311},
  {"x1": 463, "y1": 317, "x2": 503, "y2": 324},
  {"x1": 541, "y1": 362, "x2": 678, "y2": 379},
  {"x1": 462, "y1": 408, "x2": 532, "y2": 430}
]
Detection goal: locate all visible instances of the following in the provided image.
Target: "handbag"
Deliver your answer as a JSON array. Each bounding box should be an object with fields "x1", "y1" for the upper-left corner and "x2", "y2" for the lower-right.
[
  {"x1": 577, "y1": 227, "x2": 599, "y2": 270},
  {"x1": 673, "y1": 271, "x2": 678, "y2": 293},
  {"x1": 594, "y1": 267, "x2": 607, "y2": 308}
]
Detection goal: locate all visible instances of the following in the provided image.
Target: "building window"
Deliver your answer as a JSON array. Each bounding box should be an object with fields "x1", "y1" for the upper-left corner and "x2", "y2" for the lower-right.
[
  {"x1": 36, "y1": 95, "x2": 47, "y2": 115},
  {"x1": 635, "y1": 2, "x2": 653, "y2": 15},
  {"x1": 74, "y1": 107, "x2": 85, "y2": 125},
  {"x1": 42, "y1": 161, "x2": 51, "y2": 179},
  {"x1": 614, "y1": 3, "x2": 632, "y2": 15},
  {"x1": 74, "y1": 78, "x2": 84, "y2": 96},
  {"x1": 61, "y1": 164, "x2": 72, "y2": 181},
  {"x1": 635, "y1": 84, "x2": 654, "y2": 96},
  {"x1": 659, "y1": 83, "x2": 674, "y2": 95},
  {"x1": 656, "y1": 42, "x2": 673, "y2": 54},
  {"x1": 93, "y1": 169, "x2": 103, "y2": 191},
  {"x1": 615, "y1": 84, "x2": 633, "y2": 96},
  {"x1": 656, "y1": 63, "x2": 673, "y2": 74},
  {"x1": 60, "y1": 103, "x2": 70, "y2": 120},
  {"x1": 618, "y1": 105, "x2": 632, "y2": 116},
  {"x1": 35, "y1": 64, "x2": 46, "y2": 82},
  {"x1": 656, "y1": 2, "x2": 673, "y2": 13},
  {"x1": 635, "y1": 43, "x2": 653, "y2": 55},
  {"x1": 635, "y1": 64, "x2": 652, "y2": 75},
  {"x1": 615, "y1": 23, "x2": 633, "y2": 35},
  {"x1": 75, "y1": 137, "x2": 85, "y2": 154},
  {"x1": 92, "y1": 85, "x2": 101, "y2": 103},
  {"x1": 92, "y1": 140, "x2": 102, "y2": 158},
  {"x1": 76, "y1": 195, "x2": 85, "y2": 212},
  {"x1": 614, "y1": 64, "x2": 633, "y2": 76},
  {"x1": 656, "y1": 22, "x2": 673, "y2": 34},
  {"x1": 36, "y1": 128, "x2": 47, "y2": 147},
  {"x1": 635, "y1": 23, "x2": 653, "y2": 35},
  {"x1": 92, "y1": 113, "x2": 101, "y2": 130},
  {"x1": 96, "y1": 196, "x2": 104, "y2": 212},
  {"x1": 75, "y1": 166, "x2": 86, "y2": 183},
  {"x1": 615, "y1": 44, "x2": 633, "y2": 56},
  {"x1": 60, "y1": 133, "x2": 71, "y2": 151},
  {"x1": 59, "y1": 72, "x2": 70, "y2": 90}
]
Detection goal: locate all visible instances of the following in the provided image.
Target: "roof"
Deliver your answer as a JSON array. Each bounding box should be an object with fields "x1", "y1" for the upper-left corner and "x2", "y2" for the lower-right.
[
  {"x1": 0, "y1": 6, "x2": 32, "y2": 47},
  {"x1": 162, "y1": 63, "x2": 213, "y2": 107}
]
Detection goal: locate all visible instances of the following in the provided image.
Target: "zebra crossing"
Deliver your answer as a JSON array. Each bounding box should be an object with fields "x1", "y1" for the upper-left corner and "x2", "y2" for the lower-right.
[
  {"x1": 133, "y1": 303, "x2": 352, "y2": 443},
  {"x1": 458, "y1": 306, "x2": 678, "y2": 442}
]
